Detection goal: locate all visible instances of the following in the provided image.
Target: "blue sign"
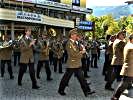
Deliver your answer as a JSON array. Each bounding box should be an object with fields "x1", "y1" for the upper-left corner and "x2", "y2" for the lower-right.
[
  {"x1": 79, "y1": 21, "x2": 93, "y2": 26},
  {"x1": 77, "y1": 21, "x2": 94, "y2": 31},
  {"x1": 72, "y1": 0, "x2": 80, "y2": 6},
  {"x1": 78, "y1": 26, "x2": 93, "y2": 30}
]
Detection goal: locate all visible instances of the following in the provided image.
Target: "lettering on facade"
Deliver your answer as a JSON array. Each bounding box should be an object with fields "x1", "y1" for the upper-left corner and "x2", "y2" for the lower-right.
[{"x1": 16, "y1": 11, "x2": 42, "y2": 23}]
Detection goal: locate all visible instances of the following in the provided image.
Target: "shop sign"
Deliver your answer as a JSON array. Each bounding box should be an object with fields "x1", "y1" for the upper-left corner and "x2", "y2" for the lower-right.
[
  {"x1": 16, "y1": 11, "x2": 42, "y2": 23},
  {"x1": 37, "y1": 0, "x2": 71, "y2": 9}
]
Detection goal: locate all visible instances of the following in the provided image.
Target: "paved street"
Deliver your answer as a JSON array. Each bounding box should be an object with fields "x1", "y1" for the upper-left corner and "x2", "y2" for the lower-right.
[{"x1": 0, "y1": 50, "x2": 132, "y2": 100}]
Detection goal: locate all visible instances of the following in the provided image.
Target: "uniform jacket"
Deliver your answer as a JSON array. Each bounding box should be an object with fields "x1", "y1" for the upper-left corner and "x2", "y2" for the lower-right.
[
  {"x1": 39, "y1": 46, "x2": 49, "y2": 61},
  {"x1": 52, "y1": 42, "x2": 64, "y2": 59},
  {"x1": 120, "y1": 42, "x2": 133, "y2": 77},
  {"x1": 19, "y1": 37, "x2": 34, "y2": 64},
  {"x1": 111, "y1": 39, "x2": 126, "y2": 65},
  {"x1": 0, "y1": 47, "x2": 12, "y2": 60},
  {"x1": 66, "y1": 39, "x2": 83, "y2": 68},
  {"x1": 91, "y1": 41, "x2": 98, "y2": 54}
]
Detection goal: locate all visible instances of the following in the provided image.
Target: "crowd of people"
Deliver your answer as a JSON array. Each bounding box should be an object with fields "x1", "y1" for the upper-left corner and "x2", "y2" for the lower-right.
[
  {"x1": 0, "y1": 27, "x2": 133, "y2": 99},
  {"x1": 103, "y1": 30, "x2": 133, "y2": 100}
]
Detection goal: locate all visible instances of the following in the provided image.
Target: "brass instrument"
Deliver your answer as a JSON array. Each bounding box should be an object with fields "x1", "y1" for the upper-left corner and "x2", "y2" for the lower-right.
[
  {"x1": 0, "y1": 35, "x2": 23, "y2": 49},
  {"x1": 48, "y1": 28, "x2": 56, "y2": 37}
]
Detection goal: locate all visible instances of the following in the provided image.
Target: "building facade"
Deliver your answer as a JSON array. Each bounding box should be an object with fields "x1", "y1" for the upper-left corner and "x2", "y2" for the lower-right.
[{"x1": 0, "y1": 0, "x2": 92, "y2": 40}]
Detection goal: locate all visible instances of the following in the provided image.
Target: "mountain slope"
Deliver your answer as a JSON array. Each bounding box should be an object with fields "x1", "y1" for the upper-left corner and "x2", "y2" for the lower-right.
[{"x1": 91, "y1": 5, "x2": 131, "y2": 19}]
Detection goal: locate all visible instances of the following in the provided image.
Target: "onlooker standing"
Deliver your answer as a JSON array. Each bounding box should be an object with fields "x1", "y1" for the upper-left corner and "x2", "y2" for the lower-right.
[
  {"x1": 104, "y1": 35, "x2": 116, "y2": 91},
  {"x1": 111, "y1": 31, "x2": 126, "y2": 82},
  {"x1": 111, "y1": 34, "x2": 133, "y2": 100},
  {"x1": 106, "y1": 31, "x2": 126, "y2": 91}
]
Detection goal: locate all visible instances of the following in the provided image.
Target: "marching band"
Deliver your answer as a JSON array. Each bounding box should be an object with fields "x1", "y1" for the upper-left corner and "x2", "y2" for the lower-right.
[{"x1": 0, "y1": 27, "x2": 132, "y2": 99}]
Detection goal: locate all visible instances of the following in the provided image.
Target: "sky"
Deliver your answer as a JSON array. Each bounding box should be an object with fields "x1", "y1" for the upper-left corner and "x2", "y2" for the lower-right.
[{"x1": 86, "y1": 0, "x2": 128, "y2": 7}]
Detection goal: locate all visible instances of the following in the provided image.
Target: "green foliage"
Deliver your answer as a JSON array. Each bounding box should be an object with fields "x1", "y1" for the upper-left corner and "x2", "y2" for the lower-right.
[{"x1": 86, "y1": 14, "x2": 133, "y2": 39}]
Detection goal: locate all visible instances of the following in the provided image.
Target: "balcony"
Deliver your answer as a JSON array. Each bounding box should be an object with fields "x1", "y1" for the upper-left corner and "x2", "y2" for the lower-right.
[{"x1": 0, "y1": 8, "x2": 74, "y2": 28}]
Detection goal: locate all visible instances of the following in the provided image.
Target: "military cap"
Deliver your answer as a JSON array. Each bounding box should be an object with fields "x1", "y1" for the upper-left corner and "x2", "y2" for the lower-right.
[
  {"x1": 68, "y1": 28, "x2": 78, "y2": 37},
  {"x1": 25, "y1": 27, "x2": 32, "y2": 32}
]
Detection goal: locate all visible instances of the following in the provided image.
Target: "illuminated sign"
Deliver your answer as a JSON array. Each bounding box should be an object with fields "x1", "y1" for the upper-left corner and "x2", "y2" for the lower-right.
[
  {"x1": 79, "y1": 21, "x2": 93, "y2": 26},
  {"x1": 77, "y1": 21, "x2": 94, "y2": 31},
  {"x1": 78, "y1": 26, "x2": 93, "y2": 30}
]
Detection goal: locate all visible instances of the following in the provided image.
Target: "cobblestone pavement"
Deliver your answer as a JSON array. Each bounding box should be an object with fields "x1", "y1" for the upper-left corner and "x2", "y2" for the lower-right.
[{"x1": 0, "y1": 50, "x2": 132, "y2": 100}]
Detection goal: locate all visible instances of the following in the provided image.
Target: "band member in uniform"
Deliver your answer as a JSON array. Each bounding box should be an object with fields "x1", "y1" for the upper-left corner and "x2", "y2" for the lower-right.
[
  {"x1": 111, "y1": 34, "x2": 133, "y2": 100},
  {"x1": 86, "y1": 42, "x2": 91, "y2": 72},
  {"x1": 36, "y1": 40, "x2": 53, "y2": 81},
  {"x1": 90, "y1": 38, "x2": 98, "y2": 68},
  {"x1": 52, "y1": 40, "x2": 64, "y2": 73},
  {"x1": 18, "y1": 27, "x2": 39, "y2": 89},
  {"x1": 0, "y1": 35, "x2": 14, "y2": 79},
  {"x1": 58, "y1": 28, "x2": 95, "y2": 97},
  {"x1": 76, "y1": 34, "x2": 89, "y2": 78},
  {"x1": 13, "y1": 39, "x2": 20, "y2": 67}
]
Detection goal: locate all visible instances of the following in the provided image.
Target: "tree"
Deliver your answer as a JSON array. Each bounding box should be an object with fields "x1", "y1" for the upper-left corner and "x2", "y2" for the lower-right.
[{"x1": 86, "y1": 14, "x2": 133, "y2": 39}]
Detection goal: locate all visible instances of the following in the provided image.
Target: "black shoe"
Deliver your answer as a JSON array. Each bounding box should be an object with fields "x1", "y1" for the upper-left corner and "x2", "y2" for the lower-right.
[
  {"x1": 58, "y1": 90, "x2": 66, "y2": 96},
  {"x1": 59, "y1": 72, "x2": 63, "y2": 74},
  {"x1": 10, "y1": 76, "x2": 14, "y2": 79},
  {"x1": 37, "y1": 76, "x2": 40, "y2": 79},
  {"x1": 84, "y1": 75, "x2": 90, "y2": 78},
  {"x1": 87, "y1": 90, "x2": 95, "y2": 94},
  {"x1": 47, "y1": 78, "x2": 53, "y2": 81},
  {"x1": 18, "y1": 83, "x2": 22, "y2": 86},
  {"x1": 111, "y1": 97, "x2": 118, "y2": 100},
  {"x1": 85, "y1": 90, "x2": 95, "y2": 97},
  {"x1": 32, "y1": 85, "x2": 40, "y2": 89},
  {"x1": 105, "y1": 87, "x2": 114, "y2": 91}
]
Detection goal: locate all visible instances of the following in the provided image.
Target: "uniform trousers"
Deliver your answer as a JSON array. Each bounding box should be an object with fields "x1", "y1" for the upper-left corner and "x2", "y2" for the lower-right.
[
  {"x1": 91, "y1": 54, "x2": 98, "y2": 68},
  {"x1": 1, "y1": 60, "x2": 13, "y2": 77},
  {"x1": 81, "y1": 58, "x2": 88, "y2": 77},
  {"x1": 58, "y1": 68, "x2": 90, "y2": 95},
  {"x1": 18, "y1": 63, "x2": 37, "y2": 87},
  {"x1": 113, "y1": 76, "x2": 133, "y2": 99},
  {"x1": 36, "y1": 60, "x2": 51, "y2": 79},
  {"x1": 13, "y1": 52, "x2": 20, "y2": 66},
  {"x1": 53, "y1": 57, "x2": 62, "y2": 73}
]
